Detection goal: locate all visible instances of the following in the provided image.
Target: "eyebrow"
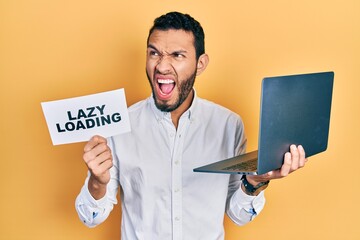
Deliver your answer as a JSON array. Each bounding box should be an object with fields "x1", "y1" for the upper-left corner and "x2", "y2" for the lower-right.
[
  {"x1": 147, "y1": 44, "x2": 159, "y2": 52},
  {"x1": 147, "y1": 44, "x2": 188, "y2": 55}
]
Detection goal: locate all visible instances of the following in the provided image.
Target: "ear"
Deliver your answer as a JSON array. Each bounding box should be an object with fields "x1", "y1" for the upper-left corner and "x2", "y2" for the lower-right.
[{"x1": 196, "y1": 53, "x2": 209, "y2": 76}]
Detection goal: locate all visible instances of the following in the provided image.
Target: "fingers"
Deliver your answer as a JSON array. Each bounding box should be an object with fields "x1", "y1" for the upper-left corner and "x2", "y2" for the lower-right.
[
  {"x1": 290, "y1": 145, "x2": 300, "y2": 170},
  {"x1": 82, "y1": 135, "x2": 113, "y2": 185},
  {"x1": 83, "y1": 135, "x2": 109, "y2": 163},
  {"x1": 290, "y1": 145, "x2": 307, "y2": 170},
  {"x1": 247, "y1": 172, "x2": 272, "y2": 184},
  {"x1": 257, "y1": 144, "x2": 308, "y2": 181},
  {"x1": 84, "y1": 142, "x2": 110, "y2": 164},
  {"x1": 298, "y1": 145, "x2": 307, "y2": 167},
  {"x1": 274, "y1": 144, "x2": 307, "y2": 179},
  {"x1": 280, "y1": 152, "x2": 292, "y2": 177},
  {"x1": 84, "y1": 135, "x2": 107, "y2": 152},
  {"x1": 86, "y1": 147, "x2": 112, "y2": 168},
  {"x1": 88, "y1": 157, "x2": 113, "y2": 177}
]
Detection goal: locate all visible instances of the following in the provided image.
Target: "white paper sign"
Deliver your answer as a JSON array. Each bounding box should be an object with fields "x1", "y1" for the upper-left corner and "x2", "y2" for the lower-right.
[{"x1": 41, "y1": 88, "x2": 131, "y2": 145}]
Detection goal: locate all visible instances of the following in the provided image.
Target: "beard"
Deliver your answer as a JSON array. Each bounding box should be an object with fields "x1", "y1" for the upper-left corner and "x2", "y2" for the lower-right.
[{"x1": 146, "y1": 70, "x2": 197, "y2": 112}]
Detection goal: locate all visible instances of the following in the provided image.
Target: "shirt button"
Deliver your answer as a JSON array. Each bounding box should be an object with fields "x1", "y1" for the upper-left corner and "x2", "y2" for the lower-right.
[
  {"x1": 174, "y1": 188, "x2": 180, "y2": 193},
  {"x1": 170, "y1": 133, "x2": 175, "y2": 138},
  {"x1": 175, "y1": 160, "x2": 180, "y2": 165},
  {"x1": 175, "y1": 216, "x2": 180, "y2": 221}
]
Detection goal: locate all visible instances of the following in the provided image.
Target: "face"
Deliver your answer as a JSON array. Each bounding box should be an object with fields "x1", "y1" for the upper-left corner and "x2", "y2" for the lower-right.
[{"x1": 146, "y1": 29, "x2": 199, "y2": 112}]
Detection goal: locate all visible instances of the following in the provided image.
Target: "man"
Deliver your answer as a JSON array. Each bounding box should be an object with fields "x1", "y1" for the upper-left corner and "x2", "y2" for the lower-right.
[{"x1": 75, "y1": 11, "x2": 307, "y2": 239}]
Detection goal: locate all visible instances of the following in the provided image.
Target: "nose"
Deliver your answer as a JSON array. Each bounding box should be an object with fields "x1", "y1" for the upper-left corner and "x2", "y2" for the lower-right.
[{"x1": 155, "y1": 55, "x2": 173, "y2": 74}]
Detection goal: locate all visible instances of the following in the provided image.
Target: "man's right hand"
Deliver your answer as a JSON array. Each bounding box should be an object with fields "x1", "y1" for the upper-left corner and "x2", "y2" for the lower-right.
[{"x1": 83, "y1": 135, "x2": 113, "y2": 199}]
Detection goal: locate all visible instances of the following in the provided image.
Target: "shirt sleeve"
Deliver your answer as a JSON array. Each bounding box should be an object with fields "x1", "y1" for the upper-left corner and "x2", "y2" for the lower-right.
[
  {"x1": 224, "y1": 116, "x2": 266, "y2": 226},
  {"x1": 75, "y1": 137, "x2": 119, "y2": 228},
  {"x1": 226, "y1": 176, "x2": 266, "y2": 226}
]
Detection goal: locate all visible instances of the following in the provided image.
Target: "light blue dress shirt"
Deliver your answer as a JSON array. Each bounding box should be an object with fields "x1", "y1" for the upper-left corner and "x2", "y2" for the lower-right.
[{"x1": 75, "y1": 91, "x2": 265, "y2": 240}]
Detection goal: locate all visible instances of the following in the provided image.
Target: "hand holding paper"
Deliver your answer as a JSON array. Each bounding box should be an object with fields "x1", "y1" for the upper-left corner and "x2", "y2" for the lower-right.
[{"x1": 83, "y1": 135, "x2": 113, "y2": 200}]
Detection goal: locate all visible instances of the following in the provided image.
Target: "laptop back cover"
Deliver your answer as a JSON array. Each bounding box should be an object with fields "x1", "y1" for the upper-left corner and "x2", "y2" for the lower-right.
[
  {"x1": 257, "y1": 71, "x2": 334, "y2": 174},
  {"x1": 193, "y1": 71, "x2": 334, "y2": 175}
]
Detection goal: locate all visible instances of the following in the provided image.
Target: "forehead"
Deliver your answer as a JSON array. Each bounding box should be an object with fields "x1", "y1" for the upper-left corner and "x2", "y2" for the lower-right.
[{"x1": 147, "y1": 29, "x2": 195, "y2": 52}]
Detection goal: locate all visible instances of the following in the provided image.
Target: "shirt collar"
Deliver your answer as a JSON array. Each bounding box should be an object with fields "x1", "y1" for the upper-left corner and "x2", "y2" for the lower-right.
[{"x1": 149, "y1": 88, "x2": 198, "y2": 122}]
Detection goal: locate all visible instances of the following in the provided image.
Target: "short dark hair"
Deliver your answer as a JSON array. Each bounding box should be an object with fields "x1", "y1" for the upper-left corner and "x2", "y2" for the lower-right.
[{"x1": 147, "y1": 11, "x2": 205, "y2": 59}]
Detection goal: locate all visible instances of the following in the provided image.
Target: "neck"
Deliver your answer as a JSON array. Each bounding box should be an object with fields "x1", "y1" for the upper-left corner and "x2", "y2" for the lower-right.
[{"x1": 170, "y1": 89, "x2": 194, "y2": 129}]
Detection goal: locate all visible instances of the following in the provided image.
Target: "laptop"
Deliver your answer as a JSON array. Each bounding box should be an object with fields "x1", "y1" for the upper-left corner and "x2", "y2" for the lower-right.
[{"x1": 193, "y1": 71, "x2": 334, "y2": 175}]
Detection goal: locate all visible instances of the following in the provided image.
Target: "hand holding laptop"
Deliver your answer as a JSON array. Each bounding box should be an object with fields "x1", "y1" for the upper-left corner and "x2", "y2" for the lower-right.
[{"x1": 246, "y1": 144, "x2": 307, "y2": 187}]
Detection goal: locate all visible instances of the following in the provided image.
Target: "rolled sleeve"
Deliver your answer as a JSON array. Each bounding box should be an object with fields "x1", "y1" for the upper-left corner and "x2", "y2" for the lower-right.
[
  {"x1": 226, "y1": 185, "x2": 266, "y2": 226},
  {"x1": 75, "y1": 175, "x2": 115, "y2": 227}
]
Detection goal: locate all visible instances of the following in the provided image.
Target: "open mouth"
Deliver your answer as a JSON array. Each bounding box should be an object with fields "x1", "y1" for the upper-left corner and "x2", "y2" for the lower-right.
[{"x1": 157, "y1": 79, "x2": 175, "y2": 98}]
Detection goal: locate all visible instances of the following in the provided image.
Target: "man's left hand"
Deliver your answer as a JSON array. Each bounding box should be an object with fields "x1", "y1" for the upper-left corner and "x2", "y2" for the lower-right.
[{"x1": 246, "y1": 144, "x2": 308, "y2": 186}]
